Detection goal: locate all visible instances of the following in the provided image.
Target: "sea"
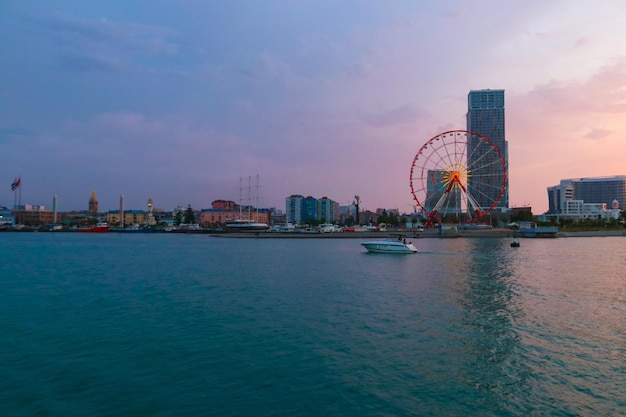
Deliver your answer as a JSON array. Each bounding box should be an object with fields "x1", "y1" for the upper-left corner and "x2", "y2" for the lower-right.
[{"x1": 0, "y1": 233, "x2": 624, "y2": 417}]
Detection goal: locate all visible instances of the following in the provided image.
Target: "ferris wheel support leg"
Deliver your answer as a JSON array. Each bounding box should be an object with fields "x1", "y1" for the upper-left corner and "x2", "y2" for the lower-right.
[{"x1": 465, "y1": 192, "x2": 485, "y2": 219}]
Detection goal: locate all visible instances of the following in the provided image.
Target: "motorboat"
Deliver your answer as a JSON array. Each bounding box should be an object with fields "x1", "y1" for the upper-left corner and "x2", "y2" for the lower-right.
[{"x1": 361, "y1": 238, "x2": 418, "y2": 254}]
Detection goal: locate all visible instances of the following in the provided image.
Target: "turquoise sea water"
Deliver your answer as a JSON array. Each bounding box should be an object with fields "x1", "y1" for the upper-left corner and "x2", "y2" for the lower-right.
[{"x1": 0, "y1": 233, "x2": 624, "y2": 416}]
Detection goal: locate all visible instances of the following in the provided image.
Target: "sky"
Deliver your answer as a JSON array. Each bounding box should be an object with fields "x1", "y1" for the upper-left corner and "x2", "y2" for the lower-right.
[{"x1": 2, "y1": 0, "x2": 626, "y2": 214}]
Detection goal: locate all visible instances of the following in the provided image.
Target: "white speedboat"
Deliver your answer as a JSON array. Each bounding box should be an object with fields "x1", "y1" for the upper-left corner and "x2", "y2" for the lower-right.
[{"x1": 361, "y1": 238, "x2": 418, "y2": 254}]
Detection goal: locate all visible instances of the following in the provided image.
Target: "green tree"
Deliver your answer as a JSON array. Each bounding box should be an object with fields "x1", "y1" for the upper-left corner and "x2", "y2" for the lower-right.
[
  {"x1": 174, "y1": 209, "x2": 183, "y2": 226},
  {"x1": 377, "y1": 209, "x2": 389, "y2": 225},
  {"x1": 183, "y1": 204, "x2": 195, "y2": 224},
  {"x1": 510, "y1": 209, "x2": 534, "y2": 223}
]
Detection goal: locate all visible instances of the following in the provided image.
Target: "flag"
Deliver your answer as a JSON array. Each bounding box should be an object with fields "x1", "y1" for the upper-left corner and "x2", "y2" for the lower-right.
[{"x1": 11, "y1": 176, "x2": 20, "y2": 191}]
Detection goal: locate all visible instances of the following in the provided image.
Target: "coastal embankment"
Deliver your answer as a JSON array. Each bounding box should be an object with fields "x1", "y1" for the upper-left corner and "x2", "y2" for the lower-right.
[{"x1": 210, "y1": 228, "x2": 626, "y2": 239}]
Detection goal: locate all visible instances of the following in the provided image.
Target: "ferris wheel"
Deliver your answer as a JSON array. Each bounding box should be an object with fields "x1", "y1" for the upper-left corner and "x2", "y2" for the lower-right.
[{"x1": 409, "y1": 130, "x2": 506, "y2": 225}]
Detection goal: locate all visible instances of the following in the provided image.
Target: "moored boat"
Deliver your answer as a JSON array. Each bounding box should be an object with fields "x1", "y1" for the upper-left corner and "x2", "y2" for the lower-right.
[
  {"x1": 361, "y1": 238, "x2": 418, "y2": 254},
  {"x1": 111, "y1": 224, "x2": 156, "y2": 233},
  {"x1": 77, "y1": 222, "x2": 109, "y2": 233},
  {"x1": 518, "y1": 222, "x2": 558, "y2": 238},
  {"x1": 224, "y1": 219, "x2": 269, "y2": 231},
  {"x1": 225, "y1": 175, "x2": 270, "y2": 232}
]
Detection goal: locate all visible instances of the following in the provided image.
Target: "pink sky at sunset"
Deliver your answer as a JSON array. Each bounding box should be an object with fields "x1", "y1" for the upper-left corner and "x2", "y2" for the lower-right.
[{"x1": 2, "y1": 1, "x2": 626, "y2": 214}]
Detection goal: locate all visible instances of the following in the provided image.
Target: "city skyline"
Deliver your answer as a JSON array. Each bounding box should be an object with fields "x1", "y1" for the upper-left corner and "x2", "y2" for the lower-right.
[{"x1": 3, "y1": 1, "x2": 626, "y2": 213}]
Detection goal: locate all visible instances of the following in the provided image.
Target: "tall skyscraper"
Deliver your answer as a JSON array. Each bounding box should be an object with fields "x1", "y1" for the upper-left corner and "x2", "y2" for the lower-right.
[{"x1": 466, "y1": 89, "x2": 509, "y2": 209}]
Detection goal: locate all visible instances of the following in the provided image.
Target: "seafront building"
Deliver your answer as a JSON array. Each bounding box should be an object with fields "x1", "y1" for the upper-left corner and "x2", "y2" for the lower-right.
[
  {"x1": 466, "y1": 89, "x2": 509, "y2": 210},
  {"x1": 106, "y1": 198, "x2": 157, "y2": 227},
  {"x1": 8, "y1": 204, "x2": 54, "y2": 226},
  {"x1": 317, "y1": 197, "x2": 341, "y2": 223},
  {"x1": 285, "y1": 195, "x2": 340, "y2": 225},
  {"x1": 286, "y1": 195, "x2": 304, "y2": 225},
  {"x1": 106, "y1": 209, "x2": 149, "y2": 227},
  {"x1": 546, "y1": 176, "x2": 626, "y2": 220},
  {"x1": 200, "y1": 200, "x2": 270, "y2": 228}
]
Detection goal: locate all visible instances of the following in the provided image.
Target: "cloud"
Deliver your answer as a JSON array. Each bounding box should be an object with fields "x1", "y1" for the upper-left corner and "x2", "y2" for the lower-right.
[
  {"x1": 361, "y1": 105, "x2": 420, "y2": 128},
  {"x1": 583, "y1": 128, "x2": 612, "y2": 140},
  {"x1": 41, "y1": 13, "x2": 179, "y2": 55},
  {"x1": 506, "y1": 57, "x2": 626, "y2": 211},
  {"x1": 5, "y1": 1, "x2": 626, "y2": 214},
  {"x1": 0, "y1": 124, "x2": 34, "y2": 144},
  {"x1": 573, "y1": 37, "x2": 590, "y2": 48},
  {"x1": 57, "y1": 53, "x2": 120, "y2": 72}
]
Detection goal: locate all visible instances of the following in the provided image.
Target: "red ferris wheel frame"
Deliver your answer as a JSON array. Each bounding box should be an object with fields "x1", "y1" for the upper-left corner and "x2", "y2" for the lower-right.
[{"x1": 409, "y1": 130, "x2": 507, "y2": 225}]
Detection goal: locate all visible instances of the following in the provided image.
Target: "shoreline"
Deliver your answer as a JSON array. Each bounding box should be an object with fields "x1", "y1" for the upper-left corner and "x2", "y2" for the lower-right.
[
  {"x1": 3, "y1": 228, "x2": 625, "y2": 238},
  {"x1": 208, "y1": 228, "x2": 626, "y2": 239}
]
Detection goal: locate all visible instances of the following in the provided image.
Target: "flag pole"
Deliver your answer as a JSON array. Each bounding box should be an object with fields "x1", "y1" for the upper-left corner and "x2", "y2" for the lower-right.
[{"x1": 19, "y1": 176, "x2": 22, "y2": 225}]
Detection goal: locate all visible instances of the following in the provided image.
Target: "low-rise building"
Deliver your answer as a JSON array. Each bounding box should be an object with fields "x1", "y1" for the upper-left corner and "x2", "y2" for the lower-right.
[
  {"x1": 11, "y1": 205, "x2": 54, "y2": 226},
  {"x1": 200, "y1": 200, "x2": 270, "y2": 228},
  {"x1": 547, "y1": 176, "x2": 626, "y2": 220},
  {"x1": 107, "y1": 210, "x2": 147, "y2": 226}
]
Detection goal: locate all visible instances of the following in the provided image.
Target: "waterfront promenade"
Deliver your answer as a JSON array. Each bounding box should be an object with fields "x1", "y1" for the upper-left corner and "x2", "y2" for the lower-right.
[
  {"x1": 2, "y1": 226, "x2": 625, "y2": 238},
  {"x1": 210, "y1": 228, "x2": 626, "y2": 239}
]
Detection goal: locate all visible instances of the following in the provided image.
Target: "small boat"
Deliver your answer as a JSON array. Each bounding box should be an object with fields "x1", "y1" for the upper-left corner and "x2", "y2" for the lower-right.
[
  {"x1": 361, "y1": 238, "x2": 418, "y2": 254},
  {"x1": 77, "y1": 222, "x2": 109, "y2": 233},
  {"x1": 511, "y1": 231, "x2": 520, "y2": 247}
]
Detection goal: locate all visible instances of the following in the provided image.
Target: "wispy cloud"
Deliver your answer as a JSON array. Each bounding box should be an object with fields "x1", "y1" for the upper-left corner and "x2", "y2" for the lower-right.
[
  {"x1": 57, "y1": 53, "x2": 120, "y2": 72},
  {"x1": 583, "y1": 128, "x2": 612, "y2": 140},
  {"x1": 3, "y1": 1, "x2": 626, "y2": 213},
  {"x1": 40, "y1": 13, "x2": 179, "y2": 55}
]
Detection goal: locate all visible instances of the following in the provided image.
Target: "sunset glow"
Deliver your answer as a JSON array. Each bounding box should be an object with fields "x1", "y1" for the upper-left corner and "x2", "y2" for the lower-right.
[{"x1": 2, "y1": 1, "x2": 626, "y2": 213}]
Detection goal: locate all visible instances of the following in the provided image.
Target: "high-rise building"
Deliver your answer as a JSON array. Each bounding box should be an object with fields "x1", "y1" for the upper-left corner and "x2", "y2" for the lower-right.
[
  {"x1": 466, "y1": 89, "x2": 508, "y2": 209},
  {"x1": 301, "y1": 196, "x2": 317, "y2": 223},
  {"x1": 285, "y1": 195, "x2": 303, "y2": 225},
  {"x1": 317, "y1": 197, "x2": 340, "y2": 223},
  {"x1": 285, "y1": 194, "x2": 340, "y2": 225}
]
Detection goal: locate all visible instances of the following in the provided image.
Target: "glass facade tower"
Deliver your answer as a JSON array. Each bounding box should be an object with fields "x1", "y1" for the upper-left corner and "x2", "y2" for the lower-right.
[
  {"x1": 546, "y1": 176, "x2": 626, "y2": 216},
  {"x1": 572, "y1": 177, "x2": 626, "y2": 207},
  {"x1": 466, "y1": 89, "x2": 509, "y2": 209}
]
